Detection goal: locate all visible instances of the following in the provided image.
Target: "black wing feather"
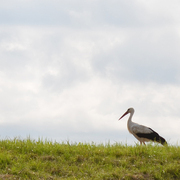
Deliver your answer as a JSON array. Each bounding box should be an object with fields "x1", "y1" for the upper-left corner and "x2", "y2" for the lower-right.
[{"x1": 136, "y1": 128, "x2": 167, "y2": 145}]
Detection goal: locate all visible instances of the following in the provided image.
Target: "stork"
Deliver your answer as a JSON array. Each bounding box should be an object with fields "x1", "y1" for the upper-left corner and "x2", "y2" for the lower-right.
[{"x1": 119, "y1": 108, "x2": 167, "y2": 145}]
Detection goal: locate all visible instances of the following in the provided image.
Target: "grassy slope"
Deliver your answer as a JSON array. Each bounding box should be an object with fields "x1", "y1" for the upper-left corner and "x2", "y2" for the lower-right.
[{"x1": 0, "y1": 139, "x2": 180, "y2": 180}]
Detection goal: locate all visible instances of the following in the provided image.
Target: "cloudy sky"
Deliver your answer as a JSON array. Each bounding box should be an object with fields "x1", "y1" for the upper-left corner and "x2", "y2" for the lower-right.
[{"x1": 0, "y1": 0, "x2": 180, "y2": 145}]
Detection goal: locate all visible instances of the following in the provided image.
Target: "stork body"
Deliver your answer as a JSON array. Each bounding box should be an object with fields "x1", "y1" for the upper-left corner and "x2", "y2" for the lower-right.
[{"x1": 119, "y1": 108, "x2": 167, "y2": 145}]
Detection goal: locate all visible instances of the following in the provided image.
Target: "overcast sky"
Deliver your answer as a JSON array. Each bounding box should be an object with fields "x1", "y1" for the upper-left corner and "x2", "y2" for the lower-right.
[{"x1": 0, "y1": 0, "x2": 180, "y2": 145}]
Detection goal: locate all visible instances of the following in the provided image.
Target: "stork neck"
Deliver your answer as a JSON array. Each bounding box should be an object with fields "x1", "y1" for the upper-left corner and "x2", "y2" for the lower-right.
[
  {"x1": 128, "y1": 112, "x2": 134, "y2": 123},
  {"x1": 127, "y1": 112, "x2": 134, "y2": 133}
]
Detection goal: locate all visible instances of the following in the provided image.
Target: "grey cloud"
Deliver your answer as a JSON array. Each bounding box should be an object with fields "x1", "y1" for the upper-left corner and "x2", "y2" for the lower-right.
[
  {"x1": 91, "y1": 28, "x2": 180, "y2": 84},
  {"x1": 0, "y1": 1, "x2": 71, "y2": 26},
  {"x1": 0, "y1": 0, "x2": 176, "y2": 27}
]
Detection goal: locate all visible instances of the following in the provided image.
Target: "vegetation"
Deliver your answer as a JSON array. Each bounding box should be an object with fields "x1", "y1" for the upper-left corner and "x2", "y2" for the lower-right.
[{"x1": 0, "y1": 138, "x2": 179, "y2": 179}]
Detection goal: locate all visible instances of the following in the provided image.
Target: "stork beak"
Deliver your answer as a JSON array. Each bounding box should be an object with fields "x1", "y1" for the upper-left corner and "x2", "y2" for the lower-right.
[{"x1": 119, "y1": 111, "x2": 129, "y2": 120}]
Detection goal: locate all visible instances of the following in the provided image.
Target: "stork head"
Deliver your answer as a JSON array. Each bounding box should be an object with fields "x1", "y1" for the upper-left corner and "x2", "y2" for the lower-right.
[{"x1": 119, "y1": 108, "x2": 134, "y2": 120}]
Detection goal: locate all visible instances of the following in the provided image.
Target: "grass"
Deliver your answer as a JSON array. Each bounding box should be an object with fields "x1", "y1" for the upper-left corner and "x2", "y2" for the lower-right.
[{"x1": 0, "y1": 138, "x2": 180, "y2": 179}]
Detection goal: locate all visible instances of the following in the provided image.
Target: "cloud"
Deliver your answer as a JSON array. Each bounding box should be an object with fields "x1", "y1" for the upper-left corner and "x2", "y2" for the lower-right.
[
  {"x1": 1, "y1": 0, "x2": 179, "y2": 27},
  {"x1": 91, "y1": 26, "x2": 180, "y2": 83}
]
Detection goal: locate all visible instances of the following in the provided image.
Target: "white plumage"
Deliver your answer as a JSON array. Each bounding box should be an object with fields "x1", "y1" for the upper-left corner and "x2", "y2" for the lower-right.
[{"x1": 119, "y1": 108, "x2": 167, "y2": 145}]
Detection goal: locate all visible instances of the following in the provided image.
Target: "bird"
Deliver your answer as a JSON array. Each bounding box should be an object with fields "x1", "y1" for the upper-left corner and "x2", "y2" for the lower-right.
[{"x1": 119, "y1": 108, "x2": 167, "y2": 145}]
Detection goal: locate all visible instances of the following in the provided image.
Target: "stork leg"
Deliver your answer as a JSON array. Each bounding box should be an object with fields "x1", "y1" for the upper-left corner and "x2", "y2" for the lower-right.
[{"x1": 140, "y1": 141, "x2": 146, "y2": 145}]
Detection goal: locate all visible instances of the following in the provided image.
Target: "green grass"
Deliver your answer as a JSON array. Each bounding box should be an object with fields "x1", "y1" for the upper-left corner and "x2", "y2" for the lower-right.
[{"x1": 0, "y1": 138, "x2": 180, "y2": 179}]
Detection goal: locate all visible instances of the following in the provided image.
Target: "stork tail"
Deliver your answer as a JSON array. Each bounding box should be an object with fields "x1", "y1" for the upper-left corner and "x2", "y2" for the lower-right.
[{"x1": 156, "y1": 136, "x2": 167, "y2": 145}]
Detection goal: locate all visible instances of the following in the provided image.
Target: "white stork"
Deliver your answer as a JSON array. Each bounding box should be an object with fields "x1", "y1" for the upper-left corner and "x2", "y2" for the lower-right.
[{"x1": 119, "y1": 108, "x2": 167, "y2": 145}]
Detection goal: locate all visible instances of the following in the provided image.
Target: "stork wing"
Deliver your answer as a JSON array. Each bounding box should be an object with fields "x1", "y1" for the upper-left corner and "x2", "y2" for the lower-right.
[
  {"x1": 131, "y1": 124, "x2": 166, "y2": 144},
  {"x1": 131, "y1": 124, "x2": 153, "y2": 134}
]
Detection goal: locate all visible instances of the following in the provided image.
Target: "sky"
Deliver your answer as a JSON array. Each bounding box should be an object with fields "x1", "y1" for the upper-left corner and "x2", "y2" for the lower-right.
[{"x1": 0, "y1": 0, "x2": 180, "y2": 145}]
